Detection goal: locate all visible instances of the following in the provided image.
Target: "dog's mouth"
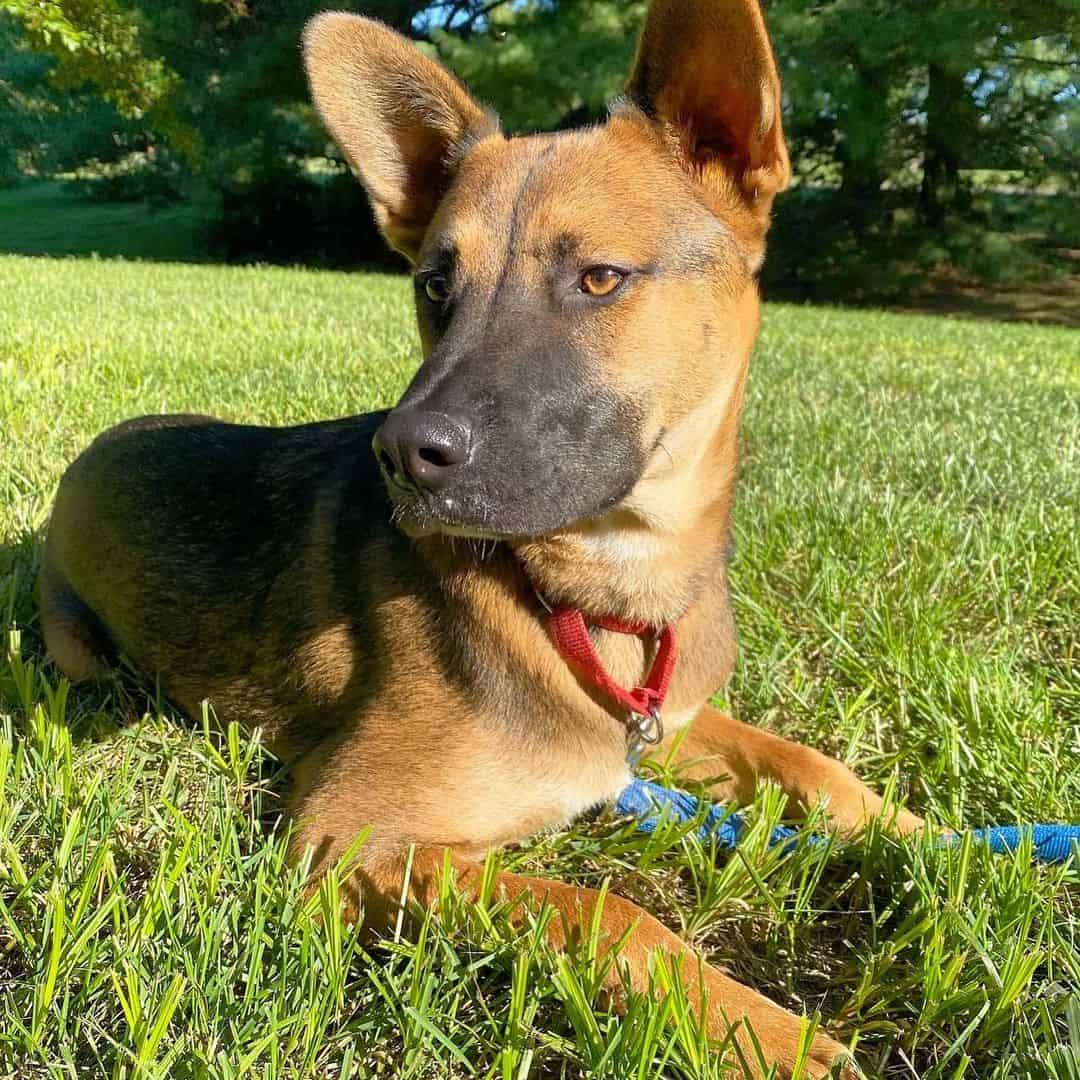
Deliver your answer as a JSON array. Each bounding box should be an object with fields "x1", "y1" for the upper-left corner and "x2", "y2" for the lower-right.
[
  {"x1": 380, "y1": 462, "x2": 641, "y2": 543},
  {"x1": 373, "y1": 399, "x2": 652, "y2": 540},
  {"x1": 380, "y1": 469, "x2": 508, "y2": 540},
  {"x1": 373, "y1": 375, "x2": 652, "y2": 542}
]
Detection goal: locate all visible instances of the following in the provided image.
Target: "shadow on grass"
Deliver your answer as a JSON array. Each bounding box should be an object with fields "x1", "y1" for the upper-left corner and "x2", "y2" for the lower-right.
[
  {"x1": 894, "y1": 274, "x2": 1080, "y2": 328},
  {"x1": 1, "y1": 526, "x2": 42, "y2": 646},
  {"x1": 761, "y1": 186, "x2": 1080, "y2": 329},
  {"x1": 0, "y1": 178, "x2": 404, "y2": 269},
  {"x1": 0, "y1": 530, "x2": 291, "y2": 840}
]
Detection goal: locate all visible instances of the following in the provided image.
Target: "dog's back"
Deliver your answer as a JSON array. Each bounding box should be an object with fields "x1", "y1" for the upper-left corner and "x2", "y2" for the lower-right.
[{"x1": 43, "y1": 411, "x2": 402, "y2": 755}]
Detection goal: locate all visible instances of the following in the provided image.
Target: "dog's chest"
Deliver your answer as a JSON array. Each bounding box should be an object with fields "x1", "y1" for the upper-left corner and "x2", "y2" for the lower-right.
[
  {"x1": 449, "y1": 728, "x2": 634, "y2": 854},
  {"x1": 461, "y1": 699, "x2": 702, "y2": 851}
]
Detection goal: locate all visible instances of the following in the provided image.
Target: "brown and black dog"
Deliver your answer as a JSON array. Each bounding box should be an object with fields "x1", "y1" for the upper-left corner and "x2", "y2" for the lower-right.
[{"x1": 41, "y1": 0, "x2": 924, "y2": 1073}]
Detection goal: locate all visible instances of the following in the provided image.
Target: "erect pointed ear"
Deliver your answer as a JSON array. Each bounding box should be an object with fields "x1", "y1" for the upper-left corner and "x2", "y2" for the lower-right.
[
  {"x1": 627, "y1": 0, "x2": 789, "y2": 229},
  {"x1": 303, "y1": 13, "x2": 497, "y2": 261}
]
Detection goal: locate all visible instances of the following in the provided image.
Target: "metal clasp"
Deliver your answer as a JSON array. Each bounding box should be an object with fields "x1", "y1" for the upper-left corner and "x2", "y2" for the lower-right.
[
  {"x1": 636, "y1": 705, "x2": 664, "y2": 746},
  {"x1": 627, "y1": 704, "x2": 664, "y2": 760},
  {"x1": 626, "y1": 706, "x2": 663, "y2": 766}
]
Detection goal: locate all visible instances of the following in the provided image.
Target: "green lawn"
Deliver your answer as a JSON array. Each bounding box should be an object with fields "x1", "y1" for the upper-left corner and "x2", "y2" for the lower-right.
[
  {"x1": 1, "y1": 254, "x2": 1078, "y2": 1079},
  {"x1": 0, "y1": 183, "x2": 211, "y2": 262}
]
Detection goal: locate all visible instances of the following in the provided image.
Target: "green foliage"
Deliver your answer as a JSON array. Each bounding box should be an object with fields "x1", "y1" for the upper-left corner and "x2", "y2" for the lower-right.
[
  {"x1": 209, "y1": 164, "x2": 397, "y2": 267},
  {"x1": 3, "y1": 0, "x2": 370, "y2": 239},
  {"x1": 1, "y1": 256, "x2": 1079, "y2": 1075},
  {"x1": 435, "y1": 0, "x2": 1080, "y2": 204},
  {"x1": 435, "y1": 0, "x2": 647, "y2": 132},
  {"x1": 433, "y1": 0, "x2": 1080, "y2": 277},
  {"x1": 770, "y1": 0, "x2": 1080, "y2": 210},
  {"x1": 0, "y1": 0, "x2": 201, "y2": 154},
  {"x1": 764, "y1": 186, "x2": 1080, "y2": 304},
  {"x1": 1, "y1": 0, "x2": 89, "y2": 50},
  {"x1": 0, "y1": 13, "x2": 138, "y2": 185}
]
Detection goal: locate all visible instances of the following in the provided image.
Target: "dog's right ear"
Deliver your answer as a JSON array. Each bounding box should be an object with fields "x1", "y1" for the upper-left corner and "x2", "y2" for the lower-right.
[{"x1": 303, "y1": 13, "x2": 496, "y2": 261}]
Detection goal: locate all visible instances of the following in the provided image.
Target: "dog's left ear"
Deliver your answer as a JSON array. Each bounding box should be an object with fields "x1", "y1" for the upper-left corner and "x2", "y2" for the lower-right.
[{"x1": 627, "y1": 0, "x2": 789, "y2": 246}]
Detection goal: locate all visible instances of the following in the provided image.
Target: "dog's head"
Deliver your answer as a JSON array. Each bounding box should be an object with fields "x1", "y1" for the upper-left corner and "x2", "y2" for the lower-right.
[{"x1": 304, "y1": 0, "x2": 788, "y2": 543}]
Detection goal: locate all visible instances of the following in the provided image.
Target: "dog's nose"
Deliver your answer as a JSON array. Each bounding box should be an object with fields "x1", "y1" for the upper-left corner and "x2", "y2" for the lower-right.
[{"x1": 373, "y1": 409, "x2": 472, "y2": 493}]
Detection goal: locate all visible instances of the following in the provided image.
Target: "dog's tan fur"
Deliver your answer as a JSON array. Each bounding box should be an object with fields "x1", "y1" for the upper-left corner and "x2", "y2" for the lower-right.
[{"x1": 41, "y1": 2, "x2": 926, "y2": 1074}]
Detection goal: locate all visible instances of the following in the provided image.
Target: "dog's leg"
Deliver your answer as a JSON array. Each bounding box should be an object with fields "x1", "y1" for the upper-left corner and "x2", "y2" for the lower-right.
[
  {"x1": 286, "y1": 738, "x2": 853, "y2": 1079},
  {"x1": 654, "y1": 705, "x2": 923, "y2": 836},
  {"x1": 325, "y1": 843, "x2": 854, "y2": 1079}
]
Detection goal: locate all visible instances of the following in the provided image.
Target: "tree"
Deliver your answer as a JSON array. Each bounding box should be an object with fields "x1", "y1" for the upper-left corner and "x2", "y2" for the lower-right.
[
  {"x1": 0, "y1": 0, "x2": 200, "y2": 152},
  {"x1": 0, "y1": 0, "x2": 525, "y2": 166},
  {"x1": 0, "y1": 11, "x2": 146, "y2": 185},
  {"x1": 434, "y1": 0, "x2": 647, "y2": 132},
  {"x1": 770, "y1": 0, "x2": 1080, "y2": 222}
]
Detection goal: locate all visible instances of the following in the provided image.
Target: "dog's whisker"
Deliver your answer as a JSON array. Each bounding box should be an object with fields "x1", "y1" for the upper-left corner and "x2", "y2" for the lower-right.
[{"x1": 656, "y1": 436, "x2": 674, "y2": 470}]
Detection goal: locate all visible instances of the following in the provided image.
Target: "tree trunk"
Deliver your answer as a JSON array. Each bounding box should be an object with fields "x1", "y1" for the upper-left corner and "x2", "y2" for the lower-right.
[
  {"x1": 920, "y1": 62, "x2": 970, "y2": 227},
  {"x1": 839, "y1": 151, "x2": 887, "y2": 204},
  {"x1": 836, "y1": 67, "x2": 891, "y2": 225}
]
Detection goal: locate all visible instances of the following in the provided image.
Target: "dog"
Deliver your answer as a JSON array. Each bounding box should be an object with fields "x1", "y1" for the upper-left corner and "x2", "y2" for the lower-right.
[{"x1": 40, "y1": 0, "x2": 925, "y2": 1073}]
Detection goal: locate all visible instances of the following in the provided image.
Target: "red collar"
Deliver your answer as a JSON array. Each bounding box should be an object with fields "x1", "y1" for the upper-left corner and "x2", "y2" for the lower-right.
[{"x1": 536, "y1": 590, "x2": 678, "y2": 758}]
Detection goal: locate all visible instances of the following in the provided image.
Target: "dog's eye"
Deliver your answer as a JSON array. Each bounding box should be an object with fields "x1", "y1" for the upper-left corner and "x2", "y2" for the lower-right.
[
  {"x1": 423, "y1": 274, "x2": 451, "y2": 304},
  {"x1": 579, "y1": 267, "x2": 625, "y2": 298}
]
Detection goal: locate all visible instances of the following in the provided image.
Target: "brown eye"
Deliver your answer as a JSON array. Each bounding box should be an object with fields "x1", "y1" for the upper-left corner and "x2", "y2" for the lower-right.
[
  {"x1": 423, "y1": 274, "x2": 451, "y2": 303},
  {"x1": 580, "y1": 267, "x2": 625, "y2": 297}
]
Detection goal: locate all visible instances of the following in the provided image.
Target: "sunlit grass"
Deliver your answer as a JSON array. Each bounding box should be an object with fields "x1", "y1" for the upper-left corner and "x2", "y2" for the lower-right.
[{"x1": 1, "y1": 254, "x2": 1078, "y2": 1078}]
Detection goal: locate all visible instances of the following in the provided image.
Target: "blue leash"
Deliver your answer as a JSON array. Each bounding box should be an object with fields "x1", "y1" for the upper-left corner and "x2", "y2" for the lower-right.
[{"x1": 617, "y1": 779, "x2": 1080, "y2": 865}]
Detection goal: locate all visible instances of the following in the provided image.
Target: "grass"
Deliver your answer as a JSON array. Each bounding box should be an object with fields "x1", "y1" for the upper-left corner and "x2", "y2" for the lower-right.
[
  {"x1": 0, "y1": 183, "x2": 211, "y2": 262},
  {"x1": 1, "y1": 253, "x2": 1079, "y2": 1079}
]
